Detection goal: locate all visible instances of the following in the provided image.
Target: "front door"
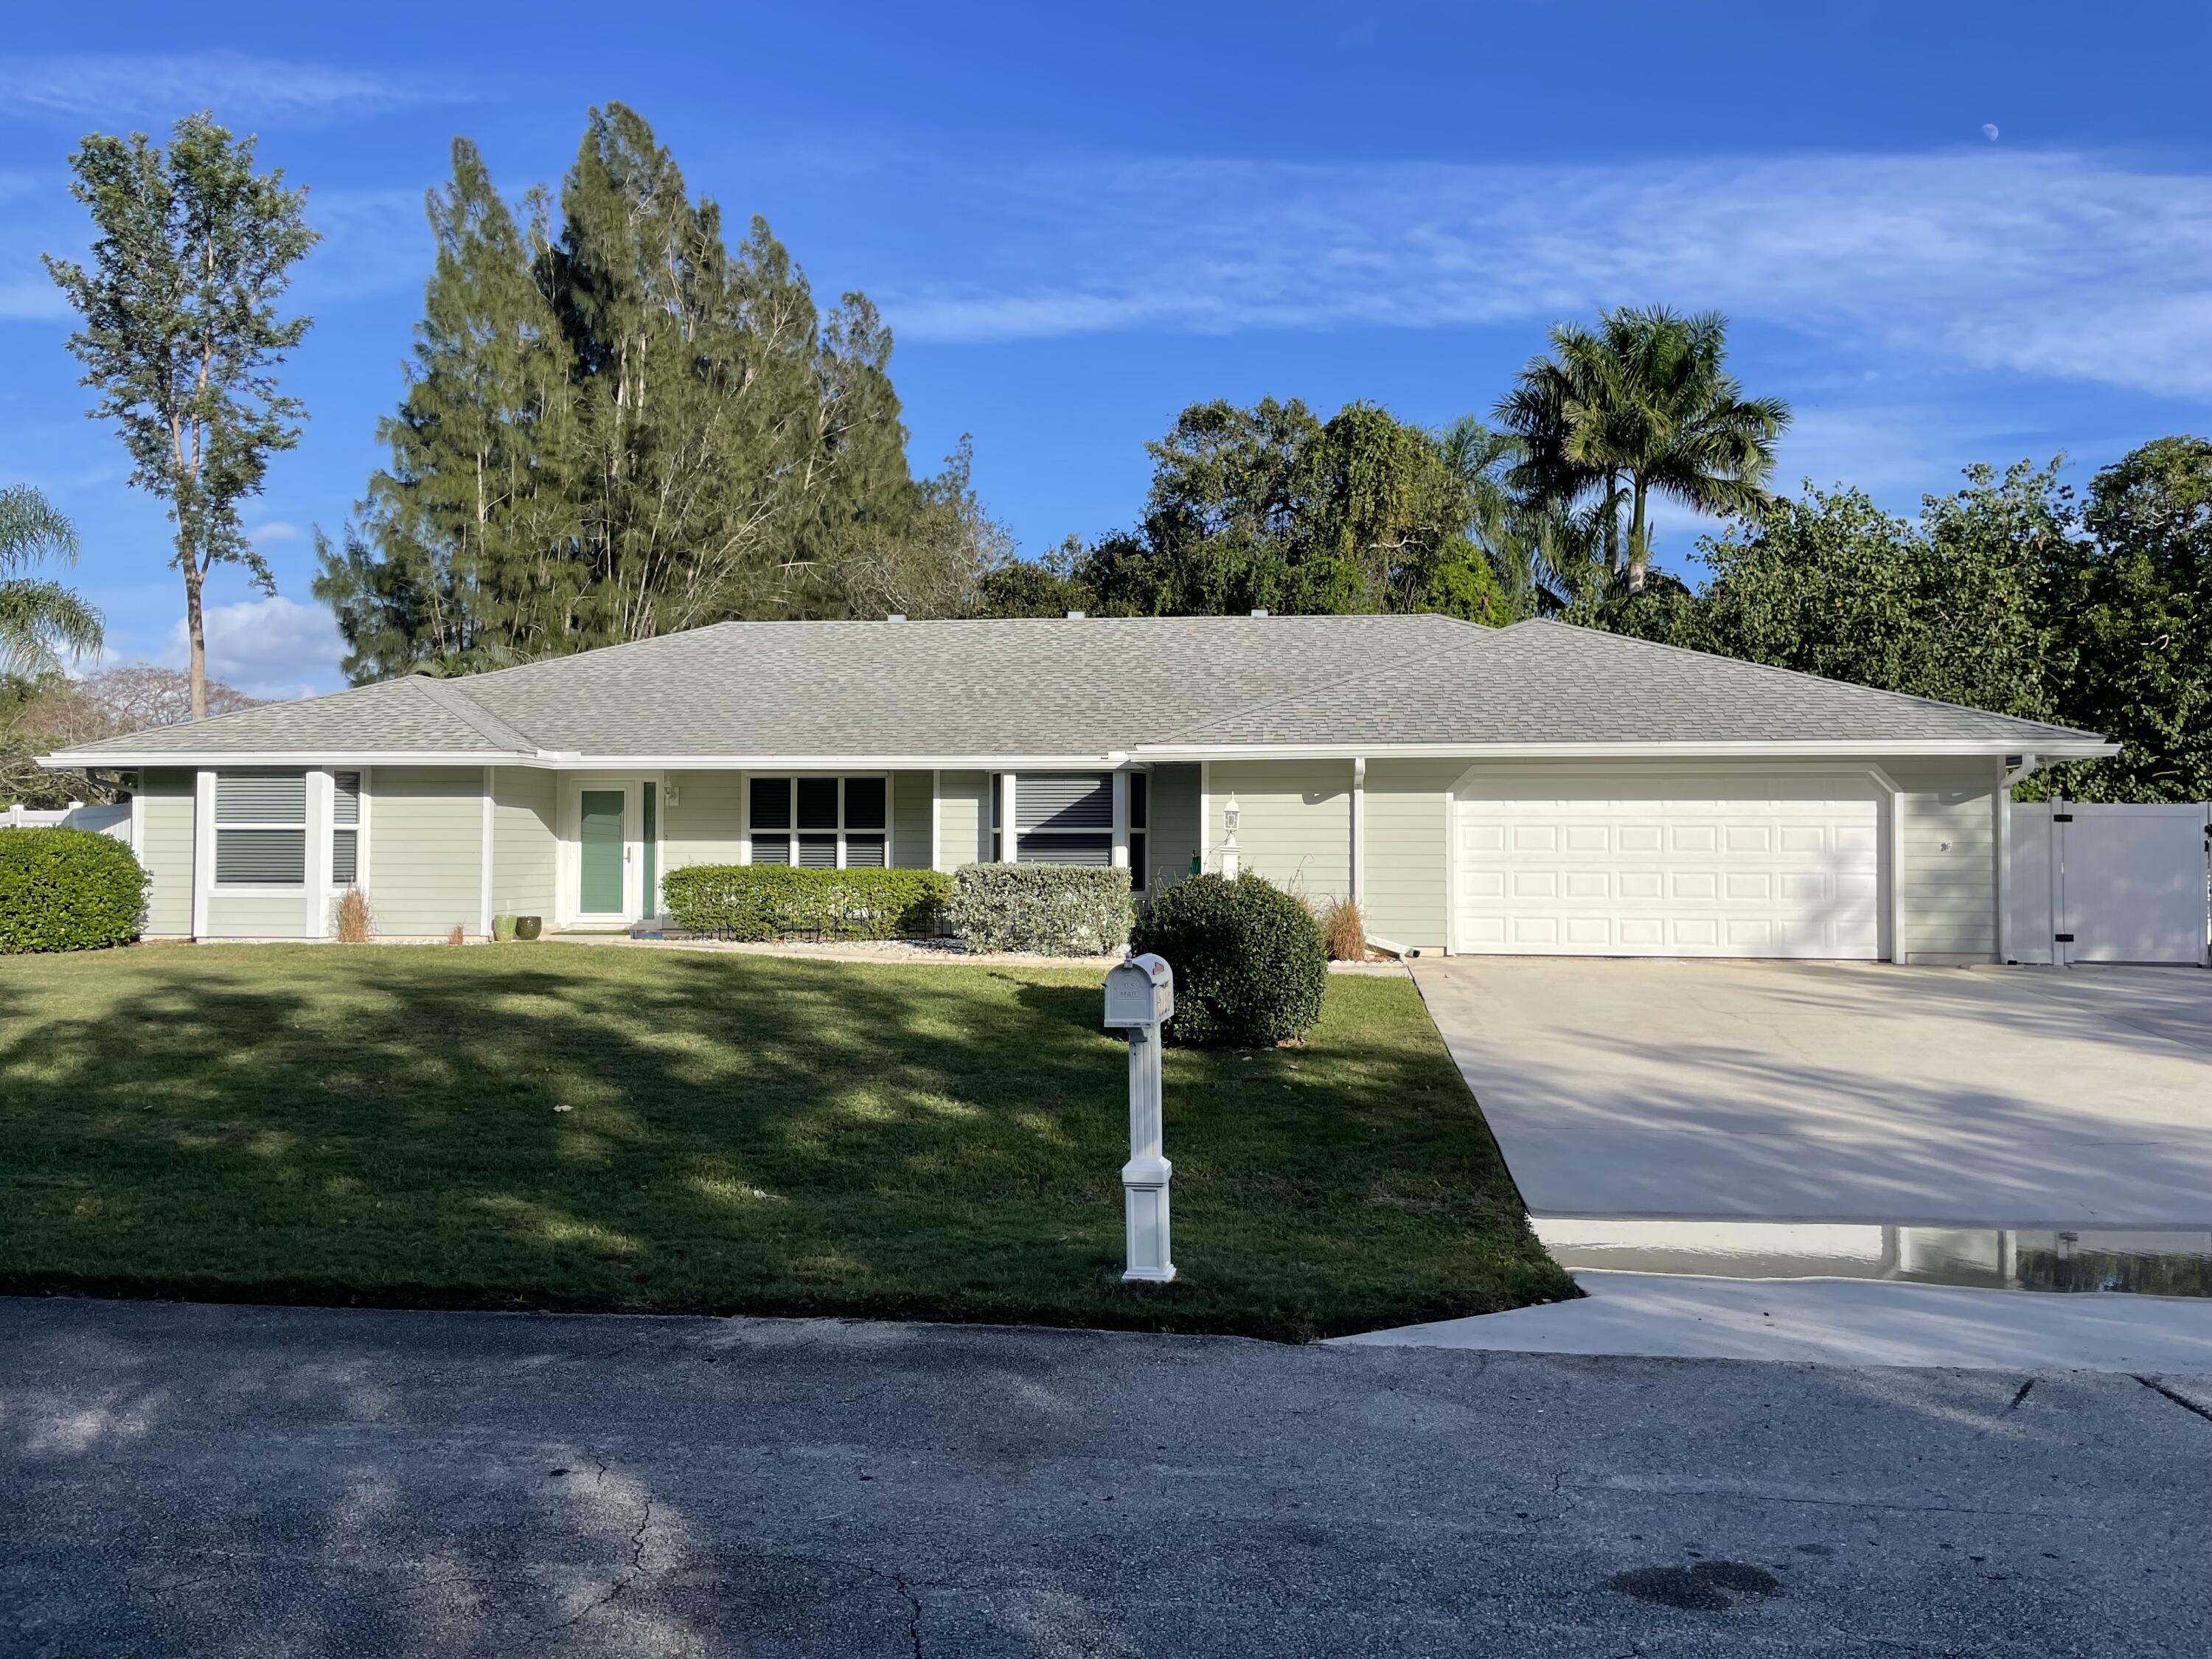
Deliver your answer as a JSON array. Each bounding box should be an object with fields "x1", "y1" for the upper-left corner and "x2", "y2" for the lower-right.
[{"x1": 578, "y1": 789, "x2": 628, "y2": 919}]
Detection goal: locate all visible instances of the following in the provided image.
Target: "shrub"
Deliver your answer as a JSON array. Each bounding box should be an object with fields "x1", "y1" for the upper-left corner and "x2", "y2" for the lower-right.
[
  {"x1": 1130, "y1": 871, "x2": 1327, "y2": 1048},
  {"x1": 661, "y1": 864, "x2": 952, "y2": 942},
  {"x1": 0, "y1": 827, "x2": 149, "y2": 954},
  {"x1": 1319, "y1": 894, "x2": 1368, "y2": 961},
  {"x1": 945, "y1": 863, "x2": 1132, "y2": 956}
]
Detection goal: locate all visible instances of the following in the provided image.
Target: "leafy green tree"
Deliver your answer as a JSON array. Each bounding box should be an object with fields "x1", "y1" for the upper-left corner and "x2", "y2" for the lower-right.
[
  {"x1": 1495, "y1": 305, "x2": 1790, "y2": 592},
  {"x1": 0, "y1": 486, "x2": 102, "y2": 678},
  {"x1": 2043, "y1": 437, "x2": 2212, "y2": 801},
  {"x1": 318, "y1": 108, "x2": 949, "y2": 678},
  {"x1": 1589, "y1": 465, "x2": 2065, "y2": 723},
  {"x1": 46, "y1": 113, "x2": 318, "y2": 719}
]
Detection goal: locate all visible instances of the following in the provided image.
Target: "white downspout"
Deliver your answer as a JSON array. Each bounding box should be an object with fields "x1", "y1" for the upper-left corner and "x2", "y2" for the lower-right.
[{"x1": 1349, "y1": 757, "x2": 1366, "y2": 905}]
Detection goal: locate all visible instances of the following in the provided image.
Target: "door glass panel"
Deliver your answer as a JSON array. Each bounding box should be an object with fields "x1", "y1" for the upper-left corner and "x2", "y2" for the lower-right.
[{"x1": 580, "y1": 790, "x2": 626, "y2": 914}]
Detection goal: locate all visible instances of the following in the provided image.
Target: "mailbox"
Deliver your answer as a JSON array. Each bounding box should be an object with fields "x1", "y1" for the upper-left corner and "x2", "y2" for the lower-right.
[{"x1": 1103, "y1": 952, "x2": 1175, "y2": 1029}]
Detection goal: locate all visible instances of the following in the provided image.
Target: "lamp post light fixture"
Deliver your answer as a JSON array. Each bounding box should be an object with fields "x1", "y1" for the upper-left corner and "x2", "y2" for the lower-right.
[{"x1": 1221, "y1": 793, "x2": 1241, "y2": 877}]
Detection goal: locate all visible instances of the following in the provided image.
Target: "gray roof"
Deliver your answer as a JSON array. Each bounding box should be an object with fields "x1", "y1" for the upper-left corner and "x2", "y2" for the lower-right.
[{"x1": 48, "y1": 616, "x2": 2110, "y2": 764}]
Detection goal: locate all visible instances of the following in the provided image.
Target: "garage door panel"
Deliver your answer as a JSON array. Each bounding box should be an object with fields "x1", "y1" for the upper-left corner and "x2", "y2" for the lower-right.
[{"x1": 1455, "y1": 771, "x2": 1882, "y2": 960}]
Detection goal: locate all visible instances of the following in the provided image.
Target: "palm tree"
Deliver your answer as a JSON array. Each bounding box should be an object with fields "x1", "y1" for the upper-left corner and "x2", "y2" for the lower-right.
[
  {"x1": 1493, "y1": 306, "x2": 1790, "y2": 592},
  {"x1": 1436, "y1": 416, "x2": 1613, "y2": 613},
  {"x1": 0, "y1": 485, "x2": 103, "y2": 677}
]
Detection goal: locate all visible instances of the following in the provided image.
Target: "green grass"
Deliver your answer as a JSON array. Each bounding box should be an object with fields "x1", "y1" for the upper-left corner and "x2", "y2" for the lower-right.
[{"x1": 0, "y1": 944, "x2": 1573, "y2": 1340}]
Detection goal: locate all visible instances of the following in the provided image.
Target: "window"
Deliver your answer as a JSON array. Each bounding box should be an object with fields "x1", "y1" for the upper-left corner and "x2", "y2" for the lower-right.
[
  {"x1": 1128, "y1": 771, "x2": 1149, "y2": 892},
  {"x1": 215, "y1": 771, "x2": 306, "y2": 885},
  {"x1": 750, "y1": 776, "x2": 887, "y2": 869},
  {"x1": 1016, "y1": 773, "x2": 1112, "y2": 865},
  {"x1": 331, "y1": 772, "x2": 361, "y2": 886}
]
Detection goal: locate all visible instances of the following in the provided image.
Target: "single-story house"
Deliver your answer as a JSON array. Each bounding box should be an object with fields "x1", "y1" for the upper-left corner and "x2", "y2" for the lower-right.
[{"x1": 41, "y1": 615, "x2": 2113, "y2": 962}]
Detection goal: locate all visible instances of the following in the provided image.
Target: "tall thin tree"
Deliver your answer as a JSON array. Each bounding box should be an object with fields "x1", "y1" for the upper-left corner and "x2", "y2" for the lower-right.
[
  {"x1": 46, "y1": 112, "x2": 318, "y2": 718},
  {"x1": 0, "y1": 484, "x2": 102, "y2": 678},
  {"x1": 1495, "y1": 305, "x2": 1790, "y2": 593}
]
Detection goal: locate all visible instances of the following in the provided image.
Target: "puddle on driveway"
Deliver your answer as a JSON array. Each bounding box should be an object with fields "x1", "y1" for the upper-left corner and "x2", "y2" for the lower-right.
[{"x1": 1534, "y1": 1219, "x2": 2212, "y2": 1297}]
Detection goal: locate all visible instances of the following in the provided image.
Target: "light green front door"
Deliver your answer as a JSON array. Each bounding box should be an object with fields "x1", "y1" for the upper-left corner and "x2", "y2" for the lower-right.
[{"x1": 579, "y1": 789, "x2": 626, "y2": 915}]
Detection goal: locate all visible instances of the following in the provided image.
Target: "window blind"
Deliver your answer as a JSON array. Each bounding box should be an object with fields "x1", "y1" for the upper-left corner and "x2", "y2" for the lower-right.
[{"x1": 1015, "y1": 773, "x2": 1110, "y2": 832}]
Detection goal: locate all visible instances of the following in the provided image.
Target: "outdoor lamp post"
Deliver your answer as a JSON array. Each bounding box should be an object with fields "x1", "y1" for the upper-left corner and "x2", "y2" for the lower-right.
[
  {"x1": 1102, "y1": 952, "x2": 1176, "y2": 1282},
  {"x1": 1221, "y1": 793, "x2": 1241, "y2": 877}
]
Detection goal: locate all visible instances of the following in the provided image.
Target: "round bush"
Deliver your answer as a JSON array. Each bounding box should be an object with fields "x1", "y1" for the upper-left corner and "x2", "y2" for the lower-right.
[
  {"x1": 1130, "y1": 871, "x2": 1327, "y2": 1048},
  {"x1": 0, "y1": 827, "x2": 150, "y2": 953}
]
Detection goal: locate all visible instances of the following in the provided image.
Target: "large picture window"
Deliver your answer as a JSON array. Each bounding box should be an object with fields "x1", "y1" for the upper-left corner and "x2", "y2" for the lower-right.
[
  {"x1": 215, "y1": 770, "x2": 306, "y2": 886},
  {"x1": 1016, "y1": 773, "x2": 1112, "y2": 865},
  {"x1": 749, "y1": 776, "x2": 887, "y2": 869}
]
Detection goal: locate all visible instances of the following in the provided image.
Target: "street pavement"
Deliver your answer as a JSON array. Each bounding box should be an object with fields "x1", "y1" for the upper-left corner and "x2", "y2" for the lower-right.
[{"x1": 4, "y1": 1296, "x2": 2210, "y2": 1658}]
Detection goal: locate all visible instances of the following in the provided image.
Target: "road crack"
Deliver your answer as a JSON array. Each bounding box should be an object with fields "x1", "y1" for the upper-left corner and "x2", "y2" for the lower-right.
[{"x1": 2135, "y1": 1374, "x2": 2212, "y2": 1426}]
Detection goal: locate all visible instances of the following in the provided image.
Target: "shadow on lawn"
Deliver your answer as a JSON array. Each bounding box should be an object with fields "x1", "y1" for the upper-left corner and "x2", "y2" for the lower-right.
[{"x1": 0, "y1": 948, "x2": 1568, "y2": 1339}]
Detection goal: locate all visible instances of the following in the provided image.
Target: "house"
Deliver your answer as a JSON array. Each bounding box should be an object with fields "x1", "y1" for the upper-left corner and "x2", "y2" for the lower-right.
[{"x1": 41, "y1": 615, "x2": 2113, "y2": 961}]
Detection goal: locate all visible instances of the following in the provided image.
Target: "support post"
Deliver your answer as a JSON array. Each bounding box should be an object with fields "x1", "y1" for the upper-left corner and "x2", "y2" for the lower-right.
[{"x1": 1121, "y1": 1023, "x2": 1175, "y2": 1281}]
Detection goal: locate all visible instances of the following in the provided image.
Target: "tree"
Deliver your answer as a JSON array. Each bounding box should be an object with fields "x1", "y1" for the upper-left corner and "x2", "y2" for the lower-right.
[
  {"x1": 0, "y1": 485, "x2": 102, "y2": 678},
  {"x1": 2, "y1": 664, "x2": 257, "y2": 807},
  {"x1": 46, "y1": 113, "x2": 319, "y2": 720},
  {"x1": 2044, "y1": 437, "x2": 2212, "y2": 801},
  {"x1": 316, "y1": 110, "x2": 947, "y2": 678},
  {"x1": 1495, "y1": 305, "x2": 1790, "y2": 592}
]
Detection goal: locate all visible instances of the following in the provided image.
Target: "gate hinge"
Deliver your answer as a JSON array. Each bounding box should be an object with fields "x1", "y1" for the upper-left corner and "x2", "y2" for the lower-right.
[
  {"x1": 2054, "y1": 933, "x2": 2076, "y2": 942},
  {"x1": 2052, "y1": 813, "x2": 2074, "y2": 822}
]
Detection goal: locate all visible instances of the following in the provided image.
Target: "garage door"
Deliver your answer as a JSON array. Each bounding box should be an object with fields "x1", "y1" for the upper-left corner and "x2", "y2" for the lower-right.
[{"x1": 1454, "y1": 770, "x2": 1883, "y2": 958}]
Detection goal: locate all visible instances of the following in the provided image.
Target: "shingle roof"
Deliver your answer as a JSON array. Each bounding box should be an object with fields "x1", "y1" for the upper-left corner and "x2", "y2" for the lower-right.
[{"x1": 47, "y1": 615, "x2": 2110, "y2": 763}]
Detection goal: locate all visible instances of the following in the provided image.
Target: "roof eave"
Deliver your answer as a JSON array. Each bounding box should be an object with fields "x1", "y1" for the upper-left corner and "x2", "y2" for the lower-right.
[{"x1": 1132, "y1": 739, "x2": 2121, "y2": 762}]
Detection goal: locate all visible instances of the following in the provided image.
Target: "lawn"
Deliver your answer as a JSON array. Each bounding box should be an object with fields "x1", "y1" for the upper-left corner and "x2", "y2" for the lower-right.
[{"x1": 0, "y1": 944, "x2": 1572, "y2": 1340}]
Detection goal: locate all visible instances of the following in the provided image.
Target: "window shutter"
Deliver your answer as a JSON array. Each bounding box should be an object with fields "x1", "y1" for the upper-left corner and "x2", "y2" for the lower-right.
[
  {"x1": 216, "y1": 771, "x2": 306, "y2": 824},
  {"x1": 1017, "y1": 832, "x2": 1113, "y2": 865},
  {"x1": 1016, "y1": 773, "x2": 1111, "y2": 832},
  {"x1": 333, "y1": 772, "x2": 361, "y2": 827},
  {"x1": 216, "y1": 829, "x2": 307, "y2": 883}
]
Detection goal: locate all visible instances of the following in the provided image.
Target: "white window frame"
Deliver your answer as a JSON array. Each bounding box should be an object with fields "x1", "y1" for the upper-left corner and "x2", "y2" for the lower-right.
[
  {"x1": 211, "y1": 768, "x2": 310, "y2": 892},
  {"x1": 745, "y1": 773, "x2": 891, "y2": 870},
  {"x1": 330, "y1": 770, "x2": 366, "y2": 891}
]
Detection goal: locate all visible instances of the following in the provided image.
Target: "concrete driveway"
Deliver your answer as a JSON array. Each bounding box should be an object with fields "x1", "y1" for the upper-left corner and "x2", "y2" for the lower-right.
[{"x1": 1410, "y1": 959, "x2": 2212, "y2": 1228}]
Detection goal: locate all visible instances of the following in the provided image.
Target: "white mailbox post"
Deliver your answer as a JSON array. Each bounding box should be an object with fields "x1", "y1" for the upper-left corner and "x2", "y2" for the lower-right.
[{"x1": 1102, "y1": 952, "x2": 1176, "y2": 1282}]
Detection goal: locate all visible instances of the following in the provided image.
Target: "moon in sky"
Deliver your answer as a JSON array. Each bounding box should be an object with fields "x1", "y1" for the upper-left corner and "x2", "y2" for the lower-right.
[{"x1": 1982, "y1": 123, "x2": 2001, "y2": 141}]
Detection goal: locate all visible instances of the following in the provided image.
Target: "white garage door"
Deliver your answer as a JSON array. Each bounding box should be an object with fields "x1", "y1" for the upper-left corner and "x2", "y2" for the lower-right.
[{"x1": 1454, "y1": 770, "x2": 1884, "y2": 959}]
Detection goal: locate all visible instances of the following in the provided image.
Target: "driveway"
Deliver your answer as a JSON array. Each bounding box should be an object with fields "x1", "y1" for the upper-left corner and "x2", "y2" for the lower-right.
[
  {"x1": 7, "y1": 1297, "x2": 2212, "y2": 1658},
  {"x1": 1410, "y1": 959, "x2": 2212, "y2": 1228}
]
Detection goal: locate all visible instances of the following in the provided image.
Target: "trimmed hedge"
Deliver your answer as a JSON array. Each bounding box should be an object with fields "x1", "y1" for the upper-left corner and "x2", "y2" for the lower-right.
[
  {"x1": 659, "y1": 864, "x2": 950, "y2": 942},
  {"x1": 1130, "y1": 871, "x2": 1327, "y2": 1048},
  {"x1": 0, "y1": 827, "x2": 150, "y2": 954},
  {"x1": 945, "y1": 863, "x2": 1133, "y2": 956}
]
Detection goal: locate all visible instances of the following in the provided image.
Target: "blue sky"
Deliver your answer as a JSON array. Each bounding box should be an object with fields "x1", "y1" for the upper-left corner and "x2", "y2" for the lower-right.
[{"x1": 4, "y1": 1, "x2": 2209, "y2": 698}]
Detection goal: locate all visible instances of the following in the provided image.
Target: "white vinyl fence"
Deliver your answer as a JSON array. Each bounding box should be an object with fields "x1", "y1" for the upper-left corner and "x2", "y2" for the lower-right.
[
  {"x1": 2008, "y1": 801, "x2": 2212, "y2": 966},
  {"x1": 1, "y1": 801, "x2": 131, "y2": 840}
]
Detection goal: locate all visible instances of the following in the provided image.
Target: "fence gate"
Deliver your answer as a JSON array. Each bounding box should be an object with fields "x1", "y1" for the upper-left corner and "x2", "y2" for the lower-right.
[{"x1": 2008, "y1": 801, "x2": 2212, "y2": 966}]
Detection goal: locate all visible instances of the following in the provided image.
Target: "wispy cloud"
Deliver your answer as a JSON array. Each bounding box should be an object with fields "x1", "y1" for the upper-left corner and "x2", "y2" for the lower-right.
[
  {"x1": 874, "y1": 148, "x2": 2212, "y2": 401},
  {"x1": 0, "y1": 50, "x2": 456, "y2": 125},
  {"x1": 161, "y1": 594, "x2": 344, "y2": 701}
]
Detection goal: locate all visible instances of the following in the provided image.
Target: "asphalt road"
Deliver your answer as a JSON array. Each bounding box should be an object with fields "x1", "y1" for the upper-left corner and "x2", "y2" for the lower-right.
[{"x1": 4, "y1": 1298, "x2": 2209, "y2": 1658}]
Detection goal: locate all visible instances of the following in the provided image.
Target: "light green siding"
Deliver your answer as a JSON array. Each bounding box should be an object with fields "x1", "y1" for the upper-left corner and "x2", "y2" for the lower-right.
[
  {"x1": 1142, "y1": 764, "x2": 1200, "y2": 894},
  {"x1": 136, "y1": 768, "x2": 195, "y2": 936},
  {"x1": 1363, "y1": 758, "x2": 1463, "y2": 952},
  {"x1": 892, "y1": 771, "x2": 932, "y2": 868},
  {"x1": 490, "y1": 768, "x2": 557, "y2": 919},
  {"x1": 1206, "y1": 759, "x2": 1354, "y2": 906},
  {"x1": 368, "y1": 766, "x2": 484, "y2": 938},
  {"x1": 204, "y1": 893, "x2": 307, "y2": 938},
  {"x1": 934, "y1": 771, "x2": 992, "y2": 870},
  {"x1": 1885, "y1": 757, "x2": 2001, "y2": 963},
  {"x1": 661, "y1": 771, "x2": 745, "y2": 874}
]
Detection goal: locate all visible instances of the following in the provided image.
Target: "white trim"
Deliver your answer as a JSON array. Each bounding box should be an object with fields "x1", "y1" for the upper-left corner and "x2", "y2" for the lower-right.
[
  {"x1": 190, "y1": 770, "x2": 213, "y2": 940},
  {"x1": 1994, "y1": 757, "x2": 2013, "y2": 964},
  {"x1": 999, "y1": 773, "x2": 1018, "y2": 863},
  {"x1": 1865, "y1": 762, "x2": 1907, "y2": 963},
  {"x1": 929, "y1": 769, "x2": 942, "y2": 872},
  {"x1": 1111, "y1": 771, "x2": 1130, "y2": 869},
  {"x1": 479, "y1": 766, "x2": 495, "y2": 940},
  {"x1": 1440, "y1": 782, "x2": 1455, "y2": 955},
  {"x1": 1349, "y1": 757, "x2": 1366, "y2": 904},
  {"x1": 356, "y1": 768, "x2": 374, "y2": 900},
  {"x1": 128, "y1": 783, "x2": 143, "y2": 863},
  {"x1": 305, "y1": 769, "x2": 334, "y2": 939},
  {"x1": 1199, "y1": 762, "x2": 1211, "y2": 873},
  {"x1": 41, "y1": 734, "x2": 2124, "y2": 773}
]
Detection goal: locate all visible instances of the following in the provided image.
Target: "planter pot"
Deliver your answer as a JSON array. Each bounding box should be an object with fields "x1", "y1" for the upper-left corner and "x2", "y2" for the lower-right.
[
  {"x1": 493, "y1": 914, "x2": 518, "y2": 942},
  {"x1": 515, "y1": 915, "x2": 543, "y2": 941}
]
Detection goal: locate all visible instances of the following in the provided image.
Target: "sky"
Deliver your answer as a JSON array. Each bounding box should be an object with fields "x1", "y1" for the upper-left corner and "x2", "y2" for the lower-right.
[{"x1": 4, "y1": 0, "x2": 2210, "y2": 700}]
